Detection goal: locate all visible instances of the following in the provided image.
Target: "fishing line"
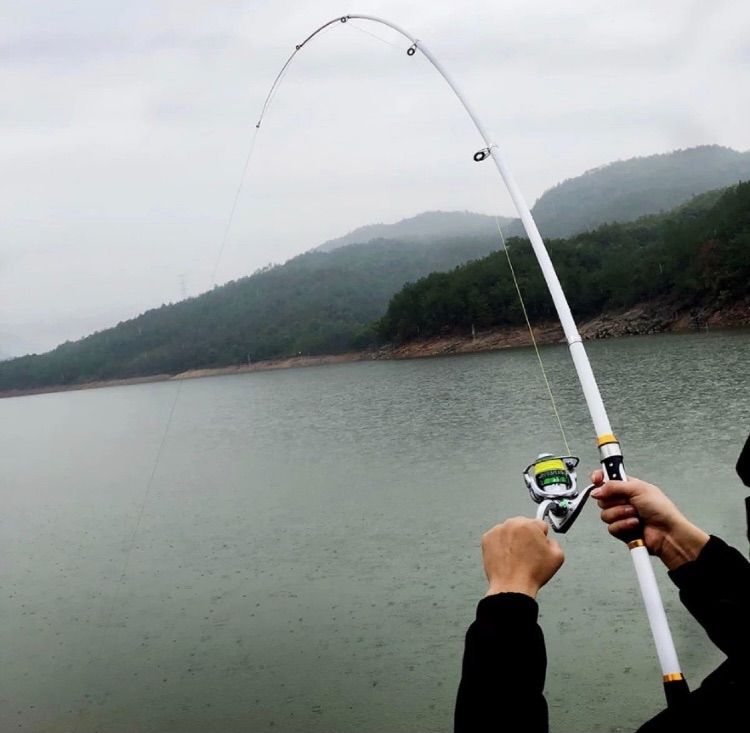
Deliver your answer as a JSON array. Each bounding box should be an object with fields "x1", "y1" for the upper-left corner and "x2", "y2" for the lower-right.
[
  {"x1": 346, "y1": 20, "x2": 403, "y2": 49},
  {"x1": 210, "y1": 125, "x2": 260, "y2": 284},
  {"x1": 92, "y1": 15, "x2": 342, "y2": 666},
  {"x1": 86, "y1": 18, "x2": 306, "y2": 705},
  {"x1": 87, "y1": 16, "x2": 350, "y2": 706},
  {"x1": 83, "y1": 379, "x2": 183, "y2": 716},
  {"x1": 215, "y1": 18, "x2": 338, "y2": 281},
  {"x1": 256, "y1": 19, "x2": 342, "y2": 130},
  {"x1": 495, "y1": 219, "x2": 571, "y2": 455},
  {"x1": 85, "y1": 11, "x2": 686, "y2": 713}
]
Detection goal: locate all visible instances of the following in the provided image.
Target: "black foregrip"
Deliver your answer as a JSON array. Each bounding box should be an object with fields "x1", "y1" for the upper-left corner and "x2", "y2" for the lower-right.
[
  {"x1": 602, "y1": 453, "x2": 625, "y2": 481},
  {"x1": 602, "y1": 454, "x2": 644, "y2": 544}
]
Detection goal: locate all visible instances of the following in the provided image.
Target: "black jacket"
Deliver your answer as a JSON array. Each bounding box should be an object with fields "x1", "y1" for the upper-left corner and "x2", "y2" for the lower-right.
[{"x1": 454, "y1": 536, "x2": 750, "y2": 732}]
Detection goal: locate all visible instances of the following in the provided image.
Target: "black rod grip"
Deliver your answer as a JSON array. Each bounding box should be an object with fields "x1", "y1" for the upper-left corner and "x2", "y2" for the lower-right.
[{"x1": 602, "y1": 453, "x2": 643, "y2": 544}]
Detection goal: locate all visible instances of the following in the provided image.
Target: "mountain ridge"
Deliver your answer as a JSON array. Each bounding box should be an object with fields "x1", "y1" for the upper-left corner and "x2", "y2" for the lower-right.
[
  {"x1": 315, "y1": 210, "x2": 514, "y2": 252},
  {"x1": 316, "y1": 145, "x2": 750, "y2": 249},
  {"x1": 522, "y1": 144, "x2": 750, "y2": 238}
]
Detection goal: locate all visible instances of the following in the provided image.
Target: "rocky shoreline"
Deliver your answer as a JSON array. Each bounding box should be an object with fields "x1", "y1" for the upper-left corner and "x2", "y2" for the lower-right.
[
  {"x1": 2, "y1": 299, "x2": 748, "y2": 399},
  {"x1": 373, "y1": 298, "x2": 750, "y2": 360}
]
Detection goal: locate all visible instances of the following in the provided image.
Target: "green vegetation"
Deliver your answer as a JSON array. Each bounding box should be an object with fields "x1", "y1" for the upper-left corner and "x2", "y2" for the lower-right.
[
  {"x1": 378, "y1": 183, "x2": 750, "y2": 342},
  {"x1": 0, "y1": 235, "x2": 502, "y2": 391}
]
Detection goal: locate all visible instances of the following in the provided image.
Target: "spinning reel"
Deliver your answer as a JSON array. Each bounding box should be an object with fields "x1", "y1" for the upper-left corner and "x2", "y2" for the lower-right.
[{"x1": 523, "y1": 453, "x2": 596, "y2": 533}]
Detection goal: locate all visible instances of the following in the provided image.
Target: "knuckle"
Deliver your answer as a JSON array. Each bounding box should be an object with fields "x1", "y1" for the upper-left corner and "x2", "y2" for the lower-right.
[{"x1": 482, "y1": 523, "x2": 504, "y2": 543}]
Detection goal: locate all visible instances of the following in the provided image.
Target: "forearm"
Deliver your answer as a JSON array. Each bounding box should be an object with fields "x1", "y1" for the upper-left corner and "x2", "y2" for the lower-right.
[
  {"x1": 454, "y1": 593, "x2": 548, "y2": 733},
  {"x1": 669, "y1": 535, "x2": 750, "y2": 661}
]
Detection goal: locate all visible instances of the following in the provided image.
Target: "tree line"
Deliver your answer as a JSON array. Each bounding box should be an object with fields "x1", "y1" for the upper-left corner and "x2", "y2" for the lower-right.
[{"x1": 377, "y1": 183, "x2": 750, "y2": 342}]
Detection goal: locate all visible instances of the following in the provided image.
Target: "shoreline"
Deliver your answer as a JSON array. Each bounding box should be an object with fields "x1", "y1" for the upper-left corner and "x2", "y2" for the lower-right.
[{"x1": 2, "y1": 299, "x2": 748, "y2": 399}]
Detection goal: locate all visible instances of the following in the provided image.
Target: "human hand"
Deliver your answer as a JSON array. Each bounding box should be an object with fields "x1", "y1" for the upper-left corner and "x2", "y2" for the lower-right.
[
  {"x1": 590, "y1": 469, "x2": 709, "y2": 570},
  {"x1": 482, "y1": 517, "x2": 565, "y2": 599}
]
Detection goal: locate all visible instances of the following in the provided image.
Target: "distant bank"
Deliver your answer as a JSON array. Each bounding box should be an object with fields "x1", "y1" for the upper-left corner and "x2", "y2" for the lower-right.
[{"x1": 2, "y1": 299, "x2": 748, "y2": 400}]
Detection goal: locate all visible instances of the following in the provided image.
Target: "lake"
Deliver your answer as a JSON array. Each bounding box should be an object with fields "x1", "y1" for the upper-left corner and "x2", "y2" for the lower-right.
[{"x1": 2, "y1": 330, "x2": 748, "y2": 732}]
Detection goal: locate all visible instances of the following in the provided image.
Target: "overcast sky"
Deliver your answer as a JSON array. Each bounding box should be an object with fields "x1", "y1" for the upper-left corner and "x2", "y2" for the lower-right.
[{"x1": 1, "y1": 0, "x2": 748, "y2": 356}]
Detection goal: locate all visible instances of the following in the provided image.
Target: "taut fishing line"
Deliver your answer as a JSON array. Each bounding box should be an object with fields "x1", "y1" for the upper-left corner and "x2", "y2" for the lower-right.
[
  {"x1": 494, "y1": 220, "x2": 571, "y2": 456},
  {"x1": 87, "y1": 12, "x2": 689, "y2": 714},
  {"x1": 86, "y1": 19, "x2": 306, "y2": 712},
  {"x1": 346, "y1": 19, "x2": 403, "y2": 49},
  {"x1": 85, "y1": 380, "x2": 184, "y2": 720}
]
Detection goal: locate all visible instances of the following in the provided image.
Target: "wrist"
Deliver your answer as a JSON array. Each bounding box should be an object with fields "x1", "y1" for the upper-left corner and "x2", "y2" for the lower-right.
[
  {"x1": 659, "y1": 520, "x2": 710, "y2": 571},
  {"x1": 486, "y1": 579, "x2": 539, "y2": 599}
]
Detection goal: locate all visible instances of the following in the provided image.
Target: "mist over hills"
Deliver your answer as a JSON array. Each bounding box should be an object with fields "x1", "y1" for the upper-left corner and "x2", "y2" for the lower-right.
[
  {"x1": 523, "y1": 144, "x2": 750, "y2": 238},
  {"x1": 316, "y1": 211, "x2": 514, "y2": 252},
  {"x1": 317, "y1": 145, "x2": 750, "y2": 249},
  {"x1": 1, "y1": 144, "x2": 748, "y2": 393}
]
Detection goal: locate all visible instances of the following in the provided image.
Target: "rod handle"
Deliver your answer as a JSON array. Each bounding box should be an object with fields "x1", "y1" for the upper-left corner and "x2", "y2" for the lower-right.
[{"x1": 601, "y1": 453, "x2": 644, "y2": 544}]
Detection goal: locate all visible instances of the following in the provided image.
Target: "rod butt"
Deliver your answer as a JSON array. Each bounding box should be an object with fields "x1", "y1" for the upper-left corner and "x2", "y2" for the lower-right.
[{"x1": 663, "y1": 674, "x2": 689, "y2": 708}]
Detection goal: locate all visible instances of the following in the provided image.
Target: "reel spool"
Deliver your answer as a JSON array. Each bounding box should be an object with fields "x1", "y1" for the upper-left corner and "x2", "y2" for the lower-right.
[{"x1": 523, "y1": 453, "x2": 595, "y2": 533}]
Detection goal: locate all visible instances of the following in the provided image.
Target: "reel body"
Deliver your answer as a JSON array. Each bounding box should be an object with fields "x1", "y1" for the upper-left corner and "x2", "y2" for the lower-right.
[{"x1": 523, "y1": 453, "x2": 595, "y2": 533}]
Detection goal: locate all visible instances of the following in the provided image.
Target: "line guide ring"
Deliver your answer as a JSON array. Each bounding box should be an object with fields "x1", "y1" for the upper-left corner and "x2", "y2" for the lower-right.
[{"x1": 474, "y1": 146, "x2": 496, "y2": 162}]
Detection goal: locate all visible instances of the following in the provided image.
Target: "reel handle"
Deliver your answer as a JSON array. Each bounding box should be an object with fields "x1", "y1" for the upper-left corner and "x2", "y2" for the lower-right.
[{"x1": 537, "y1": 485, "x2": 596, "y2": 534}]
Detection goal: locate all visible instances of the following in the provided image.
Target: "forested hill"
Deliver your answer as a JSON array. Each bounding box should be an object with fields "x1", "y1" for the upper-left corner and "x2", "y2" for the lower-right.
[
  {"x1": 378, "y1": 183, "x2": 750, "y2": 343},
  {"x1": 0, "y1": 234, "x2": 504, "y2": 391},
  {"x1": 515, "y1": 145, "x2": 750, "y2": 239},
  {"x1": 3, "y1": 146, "x2": 749, "y2": 394}
]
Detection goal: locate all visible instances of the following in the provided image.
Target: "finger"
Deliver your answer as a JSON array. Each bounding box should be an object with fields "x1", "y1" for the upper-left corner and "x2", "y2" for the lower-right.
[
  {"x1": 589, "y1": 468, "x2": 605, "y2": 486},
  {"x1": 608, "y1": 517, "x2": 640, "y2": 537},
  {"x1": 591, "y1": 480, "x2": 638, "y2": 501},
  {"x1": 600, "y1": 504, "x2": 637, "y2": 525},
  {"x1": 596, "y1": 496, "x2": 629, "y2": 510}
]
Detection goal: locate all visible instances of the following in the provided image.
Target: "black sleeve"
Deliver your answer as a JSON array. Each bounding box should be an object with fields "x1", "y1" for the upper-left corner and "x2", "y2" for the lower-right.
[
  {"x1": 636, "y1": 536, "x2": 750, "y2": 733},
  {"x1": 667, "y1": 534, "x2": 750, "y2": 663},
  {"x1": 454, "y1": 592, "x2": 548, "y2": 733}
]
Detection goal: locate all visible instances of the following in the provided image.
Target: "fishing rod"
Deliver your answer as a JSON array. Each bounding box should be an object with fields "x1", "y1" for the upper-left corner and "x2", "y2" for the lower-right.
[{"x1": 259, "y1": 14, "x2": 689, "y2": 706}]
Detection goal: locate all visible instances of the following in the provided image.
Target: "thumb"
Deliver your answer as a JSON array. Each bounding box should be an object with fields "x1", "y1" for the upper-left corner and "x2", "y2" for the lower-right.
[
  {"x1": 534, "y1": 519, "x2": 550, "y2": 535},
  {"x1": 549, "y1": 537, "x2": 564, "y2": 559},
  {"x1": 589, "y1": 468, "x2": 605, "y2": 486}
]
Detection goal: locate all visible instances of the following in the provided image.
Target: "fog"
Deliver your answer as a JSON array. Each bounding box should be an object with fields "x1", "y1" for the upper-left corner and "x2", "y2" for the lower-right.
[{"x1": 1, "y1": 0, "x2": 748, "y2": 355}]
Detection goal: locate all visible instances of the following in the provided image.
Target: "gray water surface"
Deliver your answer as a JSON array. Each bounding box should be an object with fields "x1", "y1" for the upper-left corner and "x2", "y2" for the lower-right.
[{"x1": 2, "y1": 331, "x2": 749, "y2": 732}]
